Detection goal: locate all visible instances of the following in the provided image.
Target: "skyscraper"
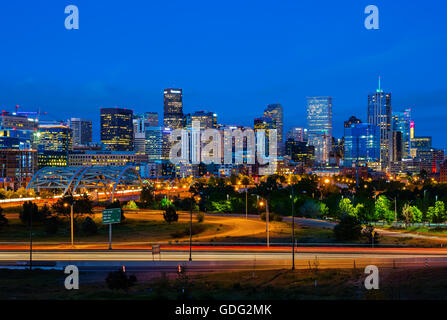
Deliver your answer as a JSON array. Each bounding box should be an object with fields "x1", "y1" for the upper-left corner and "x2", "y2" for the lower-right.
[
  {"x1": 286, "y1": 127, "x2": 307, "y2": 143},
  {"x1": 185, "y1": 111, "x2": 217, "y2": 130},
  {"x1": 163, "y1": 88, "x2": 183, "y2": 129},
  {"x1": 344, "y1": 122, "x2": 380, "y2": 168},
  {"x1": 306, "y1": 97, "x2": 332, "y2": 164},
  {"x1": 367, "y1": 79, "x2": 392, "y2": 171},
  {"x1": 144, "y1": 112, "x2": 159, "y2": 127},
  {"x1": 133, "y1": 119, "x2": 146, "y2": 155},
  {"x1": 145, "y1": 126, "x2": 163, "y2": 161},
  {"x1": 36, "y1": 124, "x2": 72, "y2": 167},
  {"x1": 100, "y1": 108, "x2": 134, "y2": 151},
  {"x1": 263, "y1": 104, "x2": 284, "y2": 154},
  {"x1": 69, "y1": 118, "x2": 92, "y2": 146},
  {"x1": 392, "y1": 108, "x2": 411, "y2": 158}
]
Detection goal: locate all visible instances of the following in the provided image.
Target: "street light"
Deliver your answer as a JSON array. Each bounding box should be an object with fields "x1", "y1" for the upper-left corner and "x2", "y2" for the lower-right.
[
  {"x1": 290, "y1": 188, "x2": 295, "y2": 270},
  {"x1": 64, "y1": 202, "x2": 75, "y2": 247}
]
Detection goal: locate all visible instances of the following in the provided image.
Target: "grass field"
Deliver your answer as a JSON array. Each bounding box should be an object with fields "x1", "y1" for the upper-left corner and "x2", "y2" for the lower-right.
[{"x1": 1, "y1": 266, "x2": 447, "y2": 300}]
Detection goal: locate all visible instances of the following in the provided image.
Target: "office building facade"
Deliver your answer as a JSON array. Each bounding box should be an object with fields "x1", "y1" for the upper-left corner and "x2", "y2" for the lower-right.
[
  {"x1": 163, "y1": 89, "x2": 183, "y2": 129},
  {"x1": 100, "y1": 108, "x2": 134, "y2": 151},
  {"x1": 306, "y1": 97, "x2": 332, "y2": 164}
]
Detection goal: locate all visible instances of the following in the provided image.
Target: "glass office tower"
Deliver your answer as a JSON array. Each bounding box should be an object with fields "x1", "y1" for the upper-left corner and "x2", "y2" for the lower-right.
[
  {"x1": 263, "y1": 104, "x2": 284, "y2": 154},
  {"x1": 163, "y1": 88, "x2": 183, "y2": 129},
  {"x1": 100, "y1": 108, "x2": 134, "y2": 151},
  {"x1": 306, "y1": 97, "x2": 332, "y2": 164},
  {"x1": 392, "y1": 108, "x2": 411, "y2": 159},
  {"x1": 367, "y1": 80, "x2": 392, "y2": 171},
  {"x1": 344, "y1": 123, "x2": 380, "y2": 168}
]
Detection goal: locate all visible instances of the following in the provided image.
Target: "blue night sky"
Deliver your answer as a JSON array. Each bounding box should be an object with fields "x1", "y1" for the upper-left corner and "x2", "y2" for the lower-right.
[{"x1": 0, "y1": 0, "x2": 446, "y2": 149}]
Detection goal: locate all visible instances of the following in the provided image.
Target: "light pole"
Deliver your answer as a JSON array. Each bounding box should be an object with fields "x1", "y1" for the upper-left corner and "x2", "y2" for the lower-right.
[
  {"x1": 29, "y1": 204, "x2": 33, "y2": 271},
  {"x1": 259, "y1": 199, "x2": 269, "y2": 247},
  {"x1": 64, "y1": 202, "x2": 74, "y2": 247},
  {"x1": 189, "y1": 181, "x2": 199, "y2": 262},
  {"x1": 291, "y1": 187, "x2": 295, "y2": 270}
]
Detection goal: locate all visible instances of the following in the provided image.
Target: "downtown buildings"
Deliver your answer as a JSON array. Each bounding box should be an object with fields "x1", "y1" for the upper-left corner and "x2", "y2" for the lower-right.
[
  {"x1": 100, "y1": 108, "x2": 134, "y2": 151},
  {"x1": 367, "y1": 82, "x2": 392, "y2": 171},
  {"x1": 306, "y1": 97, "x2": 333, "y2": 165}
]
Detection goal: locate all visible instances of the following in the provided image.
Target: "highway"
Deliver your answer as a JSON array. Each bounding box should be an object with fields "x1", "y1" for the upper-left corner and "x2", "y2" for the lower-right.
[{"x1": 3, "y1": 248, "x2": 447, "y2": 271}]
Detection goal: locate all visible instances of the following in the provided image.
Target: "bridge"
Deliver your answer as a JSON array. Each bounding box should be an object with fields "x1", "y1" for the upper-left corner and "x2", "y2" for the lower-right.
[{"x1": 26, "y1": 166, "x2": 143, "y2": 201}]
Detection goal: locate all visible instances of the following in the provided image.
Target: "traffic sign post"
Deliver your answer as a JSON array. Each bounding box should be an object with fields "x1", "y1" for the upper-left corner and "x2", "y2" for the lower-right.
[{"x1": 102, "y1": 208, "x2": 121, "y2": 250}]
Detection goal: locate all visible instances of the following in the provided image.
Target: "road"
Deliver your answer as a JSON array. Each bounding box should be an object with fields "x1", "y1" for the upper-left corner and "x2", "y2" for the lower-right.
[{"x1": 2, "y1": 247, "x2": 447, "y2": 271}]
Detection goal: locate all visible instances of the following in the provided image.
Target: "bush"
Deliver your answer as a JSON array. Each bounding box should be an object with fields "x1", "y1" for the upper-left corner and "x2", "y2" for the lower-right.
[
  {"x1": 196, "y1": 211, "x2": 205, "y2": 223},
  {"x1": 333, "y1": 214, "x2": 362, "y2": 241},
  {"x1": 81, "y1": 217, "x2": 98, "y2": 235},
  {"x1": 163, "y1": 206, "x2": 178, "y2": 224},
  {"x1": 105, "y1": 269, "x2": 137, "y2": 291},
  {"x1": 260, "y1": 212, "x2": 283, "y2": 222},
  {"x1": 362, "y1": 225, "x2": 379, "y2": 244},
  {"x1": 44, "y1": 216, "x2": 59, "y2": 235},
  {"x1": 20, "y1": 201, "x2": 47, "y2": 224}
]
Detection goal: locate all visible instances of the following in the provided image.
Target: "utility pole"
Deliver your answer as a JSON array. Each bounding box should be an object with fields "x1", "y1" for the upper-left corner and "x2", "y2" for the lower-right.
[
  {"x1": 245, "y1": 186, "x2": 248, "y2": 219},
  {"x1": 189, "y1": 194, "x2": 193, "y2": 261},
  {"x1": 29, "y1": 205, "x2": 33, "y2": 271},
  {"x1": 266, "y1": 199, "x2": 269, "y2": 248},
  {"x1": 291, "y1": 188, "x2": 295, "y2": 270},
  {"x1": 70, "y1": 203, "x2": 74, "y2": 247}
]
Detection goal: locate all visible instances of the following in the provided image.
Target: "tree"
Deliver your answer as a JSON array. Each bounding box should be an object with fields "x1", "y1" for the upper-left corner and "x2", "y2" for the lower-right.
[
  {"x1": 0, "y1": 207, "x2": 8, "y2": 229},
  {"x1": 362, "y1": 225, "x2": 379, "y2": 244},
  {"x1": 333, "y1": 214, "x2": 362, "y2": 241},
  {"x1": 299, "y1": 200, "x2": 325, "y2": 219},
  {"x1": 81, "y1": 217, "x2": 98, "y2": 235},
  {"x1": 338, "y1": 198, "x2": 356, "y2": 217},
  {"x1": 426, "y1": 201, "x2": 446, "y2": 223},
  {"x1": 375, "y1": 196, "x2": 394, "y2": 223},
  {"x1": 20, "y1": 201, "x2": 46, "y2": 224},
  {"x1": 163, "y1": 206, "x2": 178, "y2": 224},
  {"x1": 44, "y1": 216, "x2": 59, "y2": 235},
  {"x1": 105, "y1": 269, "x2": 137, "y2": 291},
  {"x1": 140, "y1": 185, "x2": 155, "y2": 207}
]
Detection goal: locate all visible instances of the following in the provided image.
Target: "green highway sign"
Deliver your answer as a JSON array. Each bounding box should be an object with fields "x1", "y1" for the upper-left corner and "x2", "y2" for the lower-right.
[{"x1": 102, "y1": 208, "x2": 121, "y2": 224}]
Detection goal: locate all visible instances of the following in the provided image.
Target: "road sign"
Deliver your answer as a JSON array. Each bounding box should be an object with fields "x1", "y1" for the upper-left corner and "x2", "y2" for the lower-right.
[{"x1": 102, "y1": 208, "x2": 121, "y2": 224}]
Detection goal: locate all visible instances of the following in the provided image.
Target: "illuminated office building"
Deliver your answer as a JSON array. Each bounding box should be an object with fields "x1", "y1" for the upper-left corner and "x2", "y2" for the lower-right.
[
  {"x1": 0, "y1": 111, "x2": 38, "y2": 131},
  {"x1": 185, "y1": 111, "x2": 217, "y2": 130},
  {"x1": 286, "y1": 127, "x2": 307, "y2": 143},
  {"x1": 392, "y1": 131, "x2": 403, "y2": 162},
  {"x1": 69, "y1": 118, "x2": 92, "y2": 146},
  {"x1": 367, "y1": 79, "x2": 392, "y2": 171},
  {"x1": 144, "y1": 112, "x2": 159, "y2": 127},
  {"x1": 100, "y1": 108, "x2": 134, "y2": 151},
  {"x1": 263, "y1": 104, "x2": 284, "y2": 154},
  {"x1": 163, "y1": 88, "x2": 183, "y2": 129},
  {"x1": 285, "y1": 138, "x2": 314, "y2": 166},
  {"x1": 344, "y1": 122, "x2": 380, "y2": 168},
  {"x1": 307, "y1": 97, "x2": 332, "y2": 164},
  {"x1": 133, "y1": 119, "x2": 146, "y2": 156},
  {"x1": 344, "y1": 116, "x2": 362, "y2": 128},
  {"x1": 145, "y1": 126, "x2": 163, "y2": 161},
  {"x1": 69, "y1": 150, "x2": 137, "y2": 167},
  {"x1": 36, "y1": 124, "x2": 72, "y2": 168},
  {"x1": 410, "y1": 136, "x2": 432, "y2": 155},
  {"x1": 0, "y1": 129, "x2": 36, "y2": 188},
  {"x1": 392, "y1": 108, "x2": 411, "y2": 158}
]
